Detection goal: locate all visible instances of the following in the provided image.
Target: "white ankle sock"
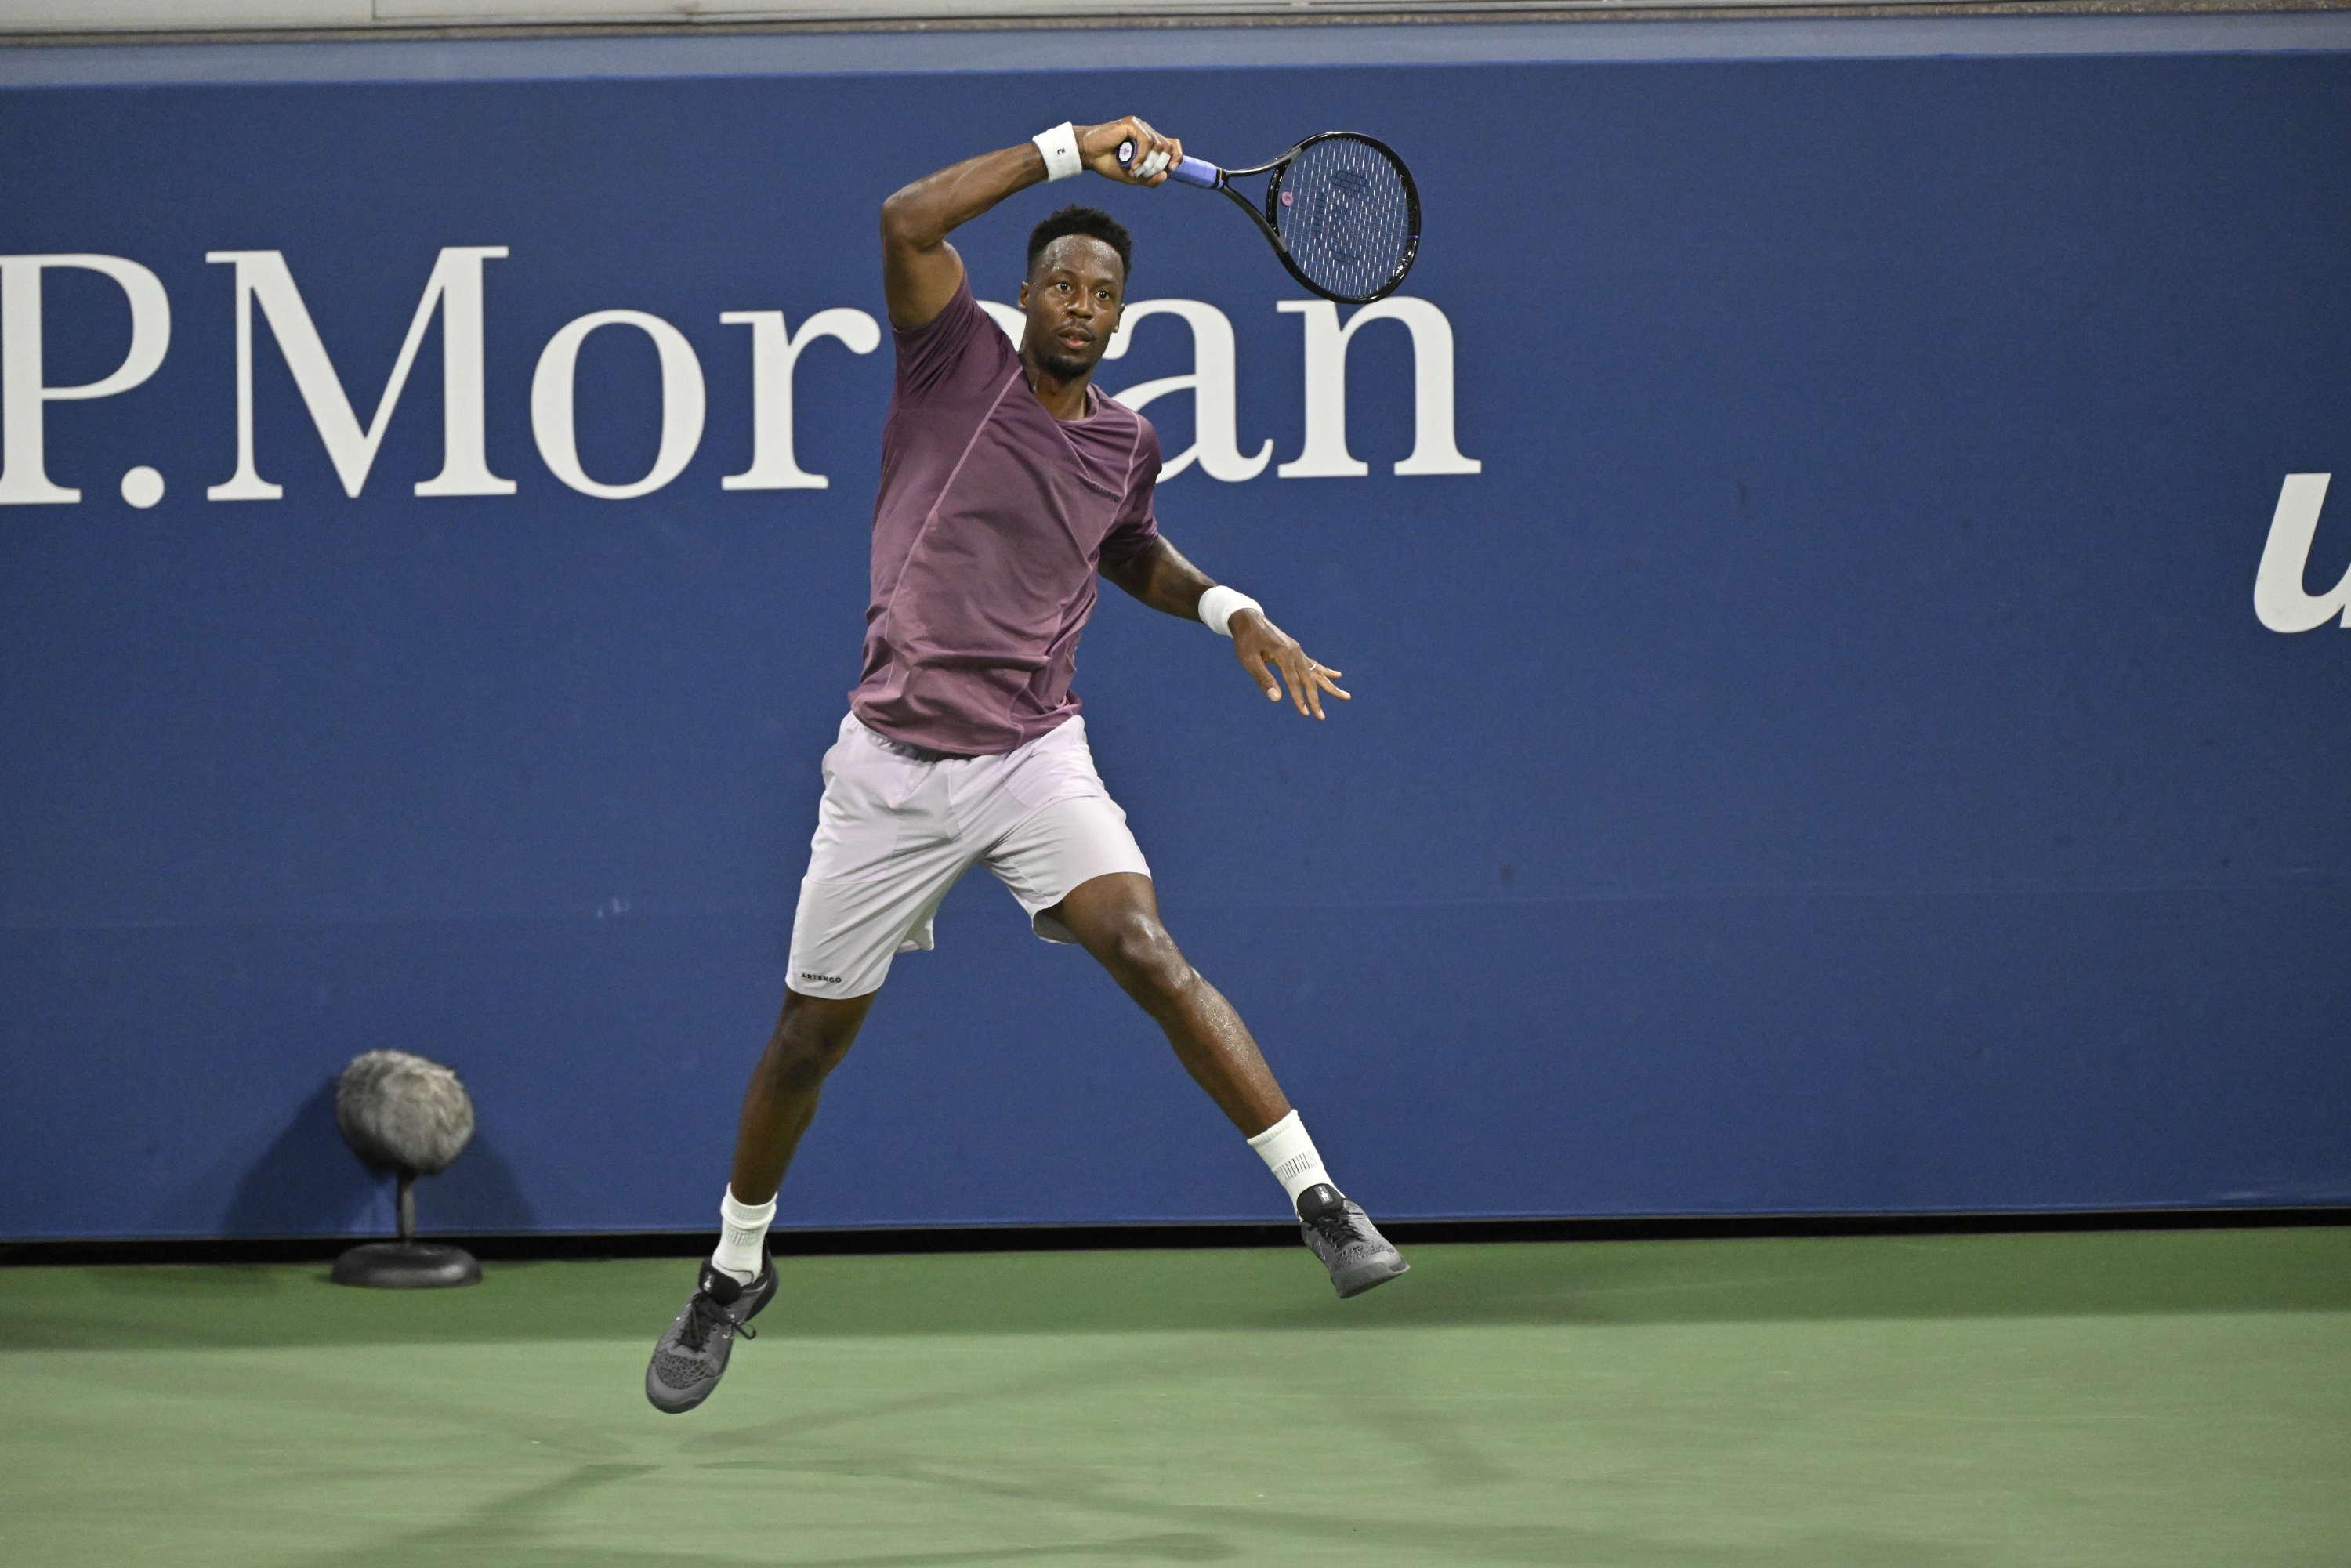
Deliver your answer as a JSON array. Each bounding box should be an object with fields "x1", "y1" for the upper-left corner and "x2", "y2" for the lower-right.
[
  {"x1": 1247, "y1": 1110, "x2": 1332, "y2": 1208},
  {"x1": 712, "y1": 1187, "x2": 776, "y2": 1284}
]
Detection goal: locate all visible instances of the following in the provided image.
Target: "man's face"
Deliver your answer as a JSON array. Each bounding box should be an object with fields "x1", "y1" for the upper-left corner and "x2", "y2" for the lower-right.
[{"x1": 1018, "y1": 234, "x2": 1125, "y2": 381}]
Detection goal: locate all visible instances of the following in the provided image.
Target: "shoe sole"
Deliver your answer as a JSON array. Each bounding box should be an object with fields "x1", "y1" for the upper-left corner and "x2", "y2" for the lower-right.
[
  {"x1": 1334, "y1": 1255, "x2": 1410, "y2": 1300},
  {"x1": 646, "y1": 1372, "x2": 712, "y2": 1416}
]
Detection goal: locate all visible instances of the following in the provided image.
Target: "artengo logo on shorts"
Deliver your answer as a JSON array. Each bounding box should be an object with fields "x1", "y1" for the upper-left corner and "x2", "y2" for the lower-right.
[
  {"x1": 2255, "y1": 473, "x2": 2351, "y2": 632},
  {"x1": 0, "y1": 248, "x2": 1480, "y2": 511}
]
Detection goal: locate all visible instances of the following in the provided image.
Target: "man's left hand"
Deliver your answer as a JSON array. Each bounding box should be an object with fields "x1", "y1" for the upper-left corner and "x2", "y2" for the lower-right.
[{"x1": 1232, "y1": 610, "x2": 1351, "y2": 721}]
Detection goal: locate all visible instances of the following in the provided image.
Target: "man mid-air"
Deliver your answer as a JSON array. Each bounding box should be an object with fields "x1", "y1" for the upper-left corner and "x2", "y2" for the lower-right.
[{"x1": 647, "y1": 115, "x2": 1406, "y2": 1415}]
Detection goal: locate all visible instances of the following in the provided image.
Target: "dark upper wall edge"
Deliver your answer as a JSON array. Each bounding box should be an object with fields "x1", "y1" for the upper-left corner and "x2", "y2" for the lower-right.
[{"x1": 4, "y1": 9, "x2": 2350, "y2": 88}]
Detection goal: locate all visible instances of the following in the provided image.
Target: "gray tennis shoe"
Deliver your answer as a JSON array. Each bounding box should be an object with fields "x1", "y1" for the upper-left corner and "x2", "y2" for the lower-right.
[
  {"x1": 1296, "y1": 1184, "x2": 1409, "y2": 1298},
  {"x1": 645, "y1": 1255, "x2": 777, "y2": 1414}
]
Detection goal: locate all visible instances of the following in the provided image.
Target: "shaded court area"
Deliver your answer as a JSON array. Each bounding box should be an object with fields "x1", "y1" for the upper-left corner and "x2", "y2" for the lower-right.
[{"x1": 5, "y1": 1228, "x2": 2348, "y2": 1566}]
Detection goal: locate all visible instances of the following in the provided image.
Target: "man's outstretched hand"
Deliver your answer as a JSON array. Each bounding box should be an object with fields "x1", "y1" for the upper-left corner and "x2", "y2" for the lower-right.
[{"x1": 1232, "y1": 610, "x2": 1351, "y2": 721}]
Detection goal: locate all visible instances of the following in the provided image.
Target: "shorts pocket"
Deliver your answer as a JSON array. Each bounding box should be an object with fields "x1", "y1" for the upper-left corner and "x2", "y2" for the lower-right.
[
  {"x1": 806, "y1": 753, "x2": 919, "y2": 884},
  {"x1": 997, "y1": 729, "x2": 1096, "y2": 818}
]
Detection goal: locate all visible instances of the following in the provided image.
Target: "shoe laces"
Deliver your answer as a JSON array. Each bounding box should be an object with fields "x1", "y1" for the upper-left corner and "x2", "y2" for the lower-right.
[
  {"x1": 1306, "y1": 1203, "x2": 1363, "y2": 1254},
  {"x1": 679, "y1": 1283, "x2": 757, "y2": 1353}
]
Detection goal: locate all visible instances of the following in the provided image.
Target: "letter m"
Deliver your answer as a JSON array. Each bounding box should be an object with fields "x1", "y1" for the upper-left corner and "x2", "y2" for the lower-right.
[
  {"x1": 1277, "y1": 298, "x2": 1480, "y2": 479},
  {"x1": 207, "y1": 247, "x2": 513, "y2": 500}
]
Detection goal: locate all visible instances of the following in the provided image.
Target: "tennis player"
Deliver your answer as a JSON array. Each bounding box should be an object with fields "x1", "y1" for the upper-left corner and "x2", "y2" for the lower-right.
[{"x1": 647, "y1": 116, "x2": 1406, "y2": 1414}]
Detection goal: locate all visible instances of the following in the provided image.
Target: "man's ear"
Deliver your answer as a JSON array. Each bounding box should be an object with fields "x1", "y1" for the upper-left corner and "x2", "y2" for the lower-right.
[{"x1": 1017, "y1": 280, "x2": 1030, "y2": 309}]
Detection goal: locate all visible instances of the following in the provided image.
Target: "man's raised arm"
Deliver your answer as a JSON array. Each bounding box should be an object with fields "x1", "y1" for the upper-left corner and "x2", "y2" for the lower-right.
[{"x1": 878, "y1": 118, "x2": 1183, "y2": 331}]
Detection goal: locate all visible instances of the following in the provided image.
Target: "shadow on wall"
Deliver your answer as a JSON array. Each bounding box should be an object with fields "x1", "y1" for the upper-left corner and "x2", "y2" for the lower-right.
[
  {"x1": 426, "y1": 1126, "x2": 535, "y2": 1235},
  {"x1": 136, "y1": 1078, "x2": 375, "y2": 1238},
  {"x1": 142, "y1": 1075, "x2": 538, "y2": 1240}
]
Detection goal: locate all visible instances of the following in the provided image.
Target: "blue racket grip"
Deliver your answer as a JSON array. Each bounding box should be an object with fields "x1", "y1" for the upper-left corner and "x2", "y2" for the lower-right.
[{"x1": 1117, "y1": 138, "x2": 1222, "y2": 189}]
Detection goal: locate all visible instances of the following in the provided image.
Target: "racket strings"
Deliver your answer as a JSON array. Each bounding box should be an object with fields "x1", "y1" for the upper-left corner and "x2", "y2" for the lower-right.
[{"x1": 1273, "y1": 136, "x2": 1415, "y2": 301}]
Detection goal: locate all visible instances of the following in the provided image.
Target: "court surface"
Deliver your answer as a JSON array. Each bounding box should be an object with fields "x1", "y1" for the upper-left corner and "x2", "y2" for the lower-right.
[{"x1": 5, "y1": 1228, "x2": 2346, "y2": 1567}]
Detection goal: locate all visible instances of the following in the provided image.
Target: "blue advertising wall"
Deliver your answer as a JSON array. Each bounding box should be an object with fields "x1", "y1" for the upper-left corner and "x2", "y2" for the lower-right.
[{"x1": 3, "y1": 17, "x2": 2348, "y2": 1238}]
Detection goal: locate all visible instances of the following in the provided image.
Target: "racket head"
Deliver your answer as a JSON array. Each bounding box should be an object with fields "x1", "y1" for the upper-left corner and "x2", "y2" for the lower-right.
[{"x1": 1262, "y1": 132, "x2": 1421, "y2": 304}]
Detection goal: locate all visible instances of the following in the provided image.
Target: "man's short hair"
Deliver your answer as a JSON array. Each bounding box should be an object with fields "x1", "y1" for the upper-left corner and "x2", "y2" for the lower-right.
[{"x1": 1027, "y1": 205, "x2": 1134, "y2": 288}]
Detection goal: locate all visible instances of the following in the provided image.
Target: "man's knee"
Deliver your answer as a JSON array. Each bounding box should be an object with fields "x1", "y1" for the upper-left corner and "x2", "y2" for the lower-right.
[
  {"x1": 1107, "y1": 921, "x2": 1195, "y2": 1010},
  {"x1": 761, "y1": 1025, "x2": 852, "y2": 1092},
  {"x1": 765, "y1": 991, "x2": 870, "y2": 1089}
]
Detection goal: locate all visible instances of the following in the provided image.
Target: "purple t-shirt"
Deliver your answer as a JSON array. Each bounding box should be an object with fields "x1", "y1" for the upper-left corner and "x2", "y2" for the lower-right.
[{"x1": 848, "y1": 275, "x2": 1164, "y2": 756}]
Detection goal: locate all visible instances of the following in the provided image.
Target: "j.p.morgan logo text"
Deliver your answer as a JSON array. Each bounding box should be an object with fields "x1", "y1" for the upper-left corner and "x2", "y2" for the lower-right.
[
  {"x1": 2255, "y1": 473, "x2": 2351, "y2": 633},
  {"x1": 0, "y1": 249, "x2": 1480, "y2": 509}
]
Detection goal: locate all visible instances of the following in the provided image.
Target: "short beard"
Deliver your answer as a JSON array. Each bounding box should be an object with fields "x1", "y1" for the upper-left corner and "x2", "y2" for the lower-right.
[{"x1": 1033, "y1": 349, "x2": 1091, "y2": 383}]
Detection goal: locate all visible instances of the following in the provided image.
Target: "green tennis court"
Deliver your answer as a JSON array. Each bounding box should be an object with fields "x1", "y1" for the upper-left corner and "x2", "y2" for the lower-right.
[{"x1": 6, "y1": 1228, "x2": 2347, "y2": 1567}]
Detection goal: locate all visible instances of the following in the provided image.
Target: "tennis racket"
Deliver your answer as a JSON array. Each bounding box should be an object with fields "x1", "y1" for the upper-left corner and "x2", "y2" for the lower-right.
[{"x1": 1118, "y1": 131, "x2": 1420, "y2": 305}]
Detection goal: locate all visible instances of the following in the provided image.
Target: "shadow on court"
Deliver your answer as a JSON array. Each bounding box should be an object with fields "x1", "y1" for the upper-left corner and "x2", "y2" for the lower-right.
[
  {"x1": 255, "y1": 1457, "x2": 1985, "y2": 1568},
  {"x1": 3, "y1": 1226, "x2": 2346, "y2": 1353},
  {"x1": 267, "y1": 1461, "x2": 1236, "y2": 1568}
]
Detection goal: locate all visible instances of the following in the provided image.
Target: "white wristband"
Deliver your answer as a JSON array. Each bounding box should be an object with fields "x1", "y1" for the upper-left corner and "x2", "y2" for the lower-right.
[
  {"x1": 1197, "y1": 585, "x2": 1262, "y2": 638},
  {"x1": 1032, "y1": 122, "x2": 1083, "y2": 183}
]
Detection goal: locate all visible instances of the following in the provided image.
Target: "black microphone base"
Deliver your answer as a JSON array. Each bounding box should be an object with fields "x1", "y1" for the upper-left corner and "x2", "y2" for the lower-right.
[{"x1": 330, "y1": 1240, "x2": 482, "y2": 1289}]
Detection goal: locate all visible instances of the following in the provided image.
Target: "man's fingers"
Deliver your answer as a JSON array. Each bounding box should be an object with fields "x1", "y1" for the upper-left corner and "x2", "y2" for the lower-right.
[
  {"x1": 1146, "y1": 129, "x2": 1180, "y2": 183},
  {"x1": 1284, "y1": 654, "x2": 1318, "y2": 719},
  {"x1": 1285, "y1": 656, "x2": 1310, "y2": 716},
  {"x1": 1242, "y1": 644, "x2": 1350, "y2": 715},
  {"x1": 1117, "y1": 118, "x2": 1179, "y2": 184}
]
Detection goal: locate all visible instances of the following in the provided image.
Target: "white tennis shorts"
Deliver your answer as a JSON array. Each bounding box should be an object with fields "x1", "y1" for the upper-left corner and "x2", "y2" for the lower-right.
[{"x1": 785, "y1": 711, "x2": 1153, "y2": 998}]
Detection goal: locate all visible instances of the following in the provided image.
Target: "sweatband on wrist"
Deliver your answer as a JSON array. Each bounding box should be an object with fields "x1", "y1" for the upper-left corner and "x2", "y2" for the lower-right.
[
  {"x1": 1032, "y1": 122, "x2": 1083, "y2": 183},
  {"x1": 1197, "y1": 585, "x2": 1262, "y2": 637}
]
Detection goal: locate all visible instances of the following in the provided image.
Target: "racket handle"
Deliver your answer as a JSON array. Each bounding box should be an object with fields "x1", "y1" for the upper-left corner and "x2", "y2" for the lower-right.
[
  {"x1": 1168, "y1": 155, "x2": 1220, "y2": 190},
  {"x1": 1117, "y1": 138, "x2": 1222, "y2": 190}
]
